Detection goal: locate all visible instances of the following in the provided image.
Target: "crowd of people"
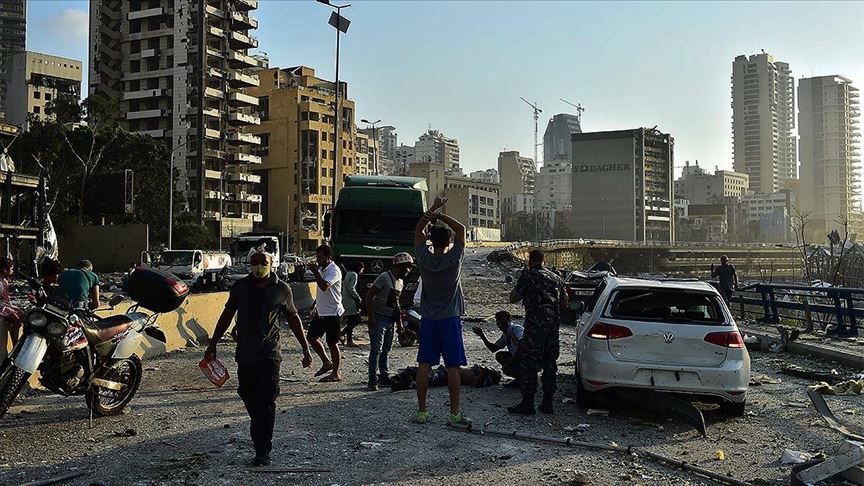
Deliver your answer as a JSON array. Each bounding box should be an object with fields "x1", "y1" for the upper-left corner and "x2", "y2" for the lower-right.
[{"x1": 205, "y1": 196, "x2": 570, "y2": 467}]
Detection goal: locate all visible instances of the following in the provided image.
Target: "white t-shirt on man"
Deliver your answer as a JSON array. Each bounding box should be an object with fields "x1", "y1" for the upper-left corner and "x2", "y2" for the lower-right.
[{"x1": 315, "y1": 261, "x2": 344, "y2": 317}]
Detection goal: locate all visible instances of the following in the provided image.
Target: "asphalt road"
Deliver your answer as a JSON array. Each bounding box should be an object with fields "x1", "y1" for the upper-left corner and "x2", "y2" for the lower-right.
[{"x1": 1, "y1": 247, "x2": 862, "y2": 485}]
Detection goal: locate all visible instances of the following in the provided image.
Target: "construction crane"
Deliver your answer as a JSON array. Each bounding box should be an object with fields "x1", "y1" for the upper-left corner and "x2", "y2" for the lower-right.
[
  {"x1": 519, "y1": 97, "x2": 542, "y2": 169},
  {"x1": 560, "y1": 98, "x2": 585, "y2": 124}
]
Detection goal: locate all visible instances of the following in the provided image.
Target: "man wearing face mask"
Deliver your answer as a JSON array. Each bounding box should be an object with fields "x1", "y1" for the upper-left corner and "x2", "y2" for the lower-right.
[{"x1": 205, "y1": 250, "x2": 313, "y2": 467}]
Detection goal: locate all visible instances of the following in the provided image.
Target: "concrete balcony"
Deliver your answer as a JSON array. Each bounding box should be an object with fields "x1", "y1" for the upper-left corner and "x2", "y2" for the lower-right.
[
  {"x1": 136, "y1": 129, "x2": 166, "y2": 138},
  {"x1": 226, "y1": 51, "x2": 256, "y2": 69},
  {"x1": 204, "y1": 5, "x2": 225, "y2": 19},
  {"x1": 202, "y1": 210, "x2": 221, "y2": 221},
  {"x1": 208, "y1": 26, "x2": 225, "y2": 38},
  {"x1": 126, "y1": 108, "x2": 168, "y2": 120},
  {"x1": 227, "y1": 132, "x2": 261, "y2": 146},
  {"x1": 204, "y1": 87, "x2": 224, "y2": 99},
  {"x1": 205, "y1": 128, "x2": 221, "y2": 140},
  {"x1": 204, "y1": 170, "x2": 222, "y2": 180},
  {"x1": 227, "y1": 71, "x2": 259, "y2": 88},
  {"x1": 128, "y1": 7, "x2": 164, "y2": 20},
  {"x1": 225, "y1": 192, "x2": 262, "y2": 203},
  {"x1": 228, "y1": 152, "x2": 262, "y2": 165},
  {"x1": 230, "y1": 11, "x2": 258, "y2": 29},
  {"x1": 207, "y1": 67, "x2": 225, "y2": 79},
  {"x1": 225, "y1": 172, "x2": 261, "y2": 183},
  {"x1": 228, "y1": 112, "x2": 261, "y2": 126},
  {"x1": 206, "y1": 47, "x2": 224, "y2": 59},
  {"x1": 235, "y1": 0, "x2": 258, "y2": 12},
  {"x1": 123, "y1": 88, "x2": 169, "y2": 100},
  {"x1": 140, "y1": 48, "x2": 159, "y2": 58},
  {"x1": 204, "y1": 148, "x2": 225, "y2": 160},
  {"x1": 202, "y1": 107, "x2": 220, "y2": 119},
  {"x1": 204, "y1": 190, "x2": 224, "y2": 200},
  {"x1": 228, "y1": 31, "x2": 258, "y2": 49},
  {"x1": 227, "y1": 92, "x2": 258, "y2": 107}
]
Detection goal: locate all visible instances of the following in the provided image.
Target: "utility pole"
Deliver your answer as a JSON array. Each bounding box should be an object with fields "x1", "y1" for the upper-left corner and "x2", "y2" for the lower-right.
[{"x1": 318, "y1": 0, "x2": 351, "y2": 208}]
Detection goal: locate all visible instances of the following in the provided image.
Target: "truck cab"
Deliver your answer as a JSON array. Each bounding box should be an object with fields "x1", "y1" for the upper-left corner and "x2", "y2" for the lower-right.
[{"x1": 156, "y1": 249, "x2": 232, "y2": 289}]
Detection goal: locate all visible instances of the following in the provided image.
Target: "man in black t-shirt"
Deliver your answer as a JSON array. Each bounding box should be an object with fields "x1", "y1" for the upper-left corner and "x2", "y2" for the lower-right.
[
  {"x1": 205, "y1": 251, "x2": 312, "y2": 467},
  {"x1": 711, "y1": 255, "x2": 739, "y2": 304}
]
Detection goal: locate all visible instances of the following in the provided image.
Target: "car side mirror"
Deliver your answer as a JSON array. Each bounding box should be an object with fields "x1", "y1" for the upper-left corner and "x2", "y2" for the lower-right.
[
  {"x1": 569, "y1": 301, "x2": 585, "y2": 313},
  {"x1": 108, "y1": 295, "x2": 125, "y2": 308}
]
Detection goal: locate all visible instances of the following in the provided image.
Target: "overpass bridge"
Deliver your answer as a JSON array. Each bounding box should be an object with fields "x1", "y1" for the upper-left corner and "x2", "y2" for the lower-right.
[{"x1": 508, "y1": 239, "x2": 802, "y2": 281}]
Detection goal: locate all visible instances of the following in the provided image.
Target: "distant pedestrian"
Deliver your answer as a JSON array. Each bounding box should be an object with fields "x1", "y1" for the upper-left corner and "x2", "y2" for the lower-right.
[
  {"x1": 365, "y1": 253, "x2": 414, "y2": 391},
  {"x1": 58, "y1": 260, "x2": 101, "y2": 310},
  {"x1": 413, "y1": 197, "x2": 471, "y2": 429},
  {"x1": 0, "y1": 257, "x2": 23, "y2": 365},
  {"x1": 711, "y1": 255, "x2": 739, "y2": 304},
  {"x1": 508, "y1": 250, "x2": 567, "y2": 415},
  {"x1": 340, "y1": 261, "x2": 364, "y2": 347},
  {"x1": 307, "y1": 244, "x2": 345, "y2": 382},
  {"x1": 204, "y1": 250, "x2": 312, "y2": 467},
  {"x1": 473, "y1": 310, "x2": 523, "y2": 385}
]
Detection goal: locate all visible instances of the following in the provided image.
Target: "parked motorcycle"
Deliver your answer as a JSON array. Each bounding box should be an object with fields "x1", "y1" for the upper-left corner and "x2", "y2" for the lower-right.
[{"x1": 0, "y1": 268, "x2": 188, "y2": 420}]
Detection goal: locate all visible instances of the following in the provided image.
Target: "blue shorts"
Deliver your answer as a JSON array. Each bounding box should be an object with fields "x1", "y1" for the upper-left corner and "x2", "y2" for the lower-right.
[{"x1": 417, "y1": 316, "x2": 467, "y2": 368}]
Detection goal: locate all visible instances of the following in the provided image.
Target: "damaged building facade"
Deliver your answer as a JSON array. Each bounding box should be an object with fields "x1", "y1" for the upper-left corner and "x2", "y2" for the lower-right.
[{"x1": 89, "y1": 0, "x2": 264, "y2": 239}]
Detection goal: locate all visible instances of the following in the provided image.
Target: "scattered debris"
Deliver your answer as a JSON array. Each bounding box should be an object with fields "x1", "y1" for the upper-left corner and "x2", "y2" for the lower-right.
[
  {"x1": 809, "y1": 380, "x2": 864, "y2": 396},
  {"x1": 586, "y1": 409, "x2": 609, "y2": 417},
  {"x1": 113, "y1": 428, "x2": 137, "y2": 438},
  {"x1": 749, "y1": 374, "x2": 782, "y2": 386},
  {"x1": 249, "y1": 468, "x2": 332, "y2": 474},
  {"x1": 782, "y1": 365, "x2": 846, "y2": 385},
  {"x1": 714, "y1": 449, "x2": 726, "y2": 461},
  {"x1": 781, "y1": 450, "x2": 815, "y2": 465},
  {"x1": 795, "y1": 441, "x2": 864, "y2": 485},
  {"x1": 564, "y1": 424, "x2": 591, "y2": 433},
  {"x1": 616, "y1": 389, "x2": 707, "y2": 437},
  {"x1": 357, "y1": 441, "x2": 382, "y2": 449},
  {"x1": 807, "y1": 389, "x2": 864, "y2": 441},
  {"x1": 743, "y1": 327, "x2": 799, "y2": 353}
]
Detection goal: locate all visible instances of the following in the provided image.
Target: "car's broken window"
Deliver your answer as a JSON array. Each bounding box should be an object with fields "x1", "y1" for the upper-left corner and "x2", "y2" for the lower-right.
[{"x1": 607, "y1": 289, "x2": 725, "y2": 324}]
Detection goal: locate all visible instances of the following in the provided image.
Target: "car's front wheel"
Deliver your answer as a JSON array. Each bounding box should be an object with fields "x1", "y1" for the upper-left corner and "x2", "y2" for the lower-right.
[{"x1": 720, "y1": 399, "x2": 745, "y2": 417}]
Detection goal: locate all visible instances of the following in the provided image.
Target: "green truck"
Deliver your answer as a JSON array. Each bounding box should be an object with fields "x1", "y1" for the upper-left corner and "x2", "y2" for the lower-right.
[{"x1": 324, "y1": 175, "x2": 427, "y2": 292}]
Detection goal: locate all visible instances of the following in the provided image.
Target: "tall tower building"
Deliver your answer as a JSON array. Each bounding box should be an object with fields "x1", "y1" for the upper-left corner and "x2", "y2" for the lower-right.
[
  {"x1": 798, "y1": 75, "x2": 861, "y2": 238},
  {"x1": 732, "y1": 53, "x2": 796, "y2": 194},
  {"x1": 414, "y1": 129, "x2": 459, "y2": 173},
  {"x1": 543, "y1": 113, "x2": 582, "y2": 165},
  {"x1": 89, "y1": 0, "x2": 263, "y2": 238},
  {"x1": 0, "y1": 0, "x2": 26, "y2": 120}
]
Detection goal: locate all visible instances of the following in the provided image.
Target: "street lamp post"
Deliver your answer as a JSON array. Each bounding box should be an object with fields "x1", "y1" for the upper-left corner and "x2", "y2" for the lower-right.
[
  {"x1": 317, "y1": 0, "x2": 351, "y2": 208},
  {"x1": 361, "y1": 118, "x2": 380, "y2": 175},
  {"x1": 168, "y1": 137, "x2": 197, "y2": 249}
]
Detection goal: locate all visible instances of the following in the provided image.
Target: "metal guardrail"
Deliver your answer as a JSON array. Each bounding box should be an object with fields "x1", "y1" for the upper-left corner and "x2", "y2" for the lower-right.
[
  {"x1": 504, "y1": 239, "x2": 796, "y2": 253},
  {"x1": 731, "y1": 283, "x2": 864, "y2": 337}
]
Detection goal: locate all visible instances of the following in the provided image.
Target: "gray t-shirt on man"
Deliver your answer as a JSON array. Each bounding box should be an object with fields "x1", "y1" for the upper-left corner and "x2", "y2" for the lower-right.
[
  {"x1": 371, "y1": 271, "x2": 403, "y2": 318},
  {"x1": 415, "y1": 241, "x2": 464, "y2": 320}
]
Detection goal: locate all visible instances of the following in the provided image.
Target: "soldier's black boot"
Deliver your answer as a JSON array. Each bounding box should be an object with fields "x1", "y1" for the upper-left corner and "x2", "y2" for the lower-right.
[
  {"x1": 507, "y1": 394, "x2": 536, "y2": 415},
  {"x1": 538, "y1": 394, "x2": 554, "y2": 414}
]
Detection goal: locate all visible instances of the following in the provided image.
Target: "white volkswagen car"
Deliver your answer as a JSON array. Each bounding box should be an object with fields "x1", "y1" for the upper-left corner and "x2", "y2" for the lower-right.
[{"x1": 573, "y1": 277, "x2": 750, "y2": 415}]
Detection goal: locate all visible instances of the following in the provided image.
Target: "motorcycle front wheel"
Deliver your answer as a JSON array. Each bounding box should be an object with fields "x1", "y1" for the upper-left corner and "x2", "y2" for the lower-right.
[
  {"x1": 86, "y1": 354, "x2": 143, "y2": 416},
  {"x1": 0, "y1": 364, "x2": 30, "y2": 419}
]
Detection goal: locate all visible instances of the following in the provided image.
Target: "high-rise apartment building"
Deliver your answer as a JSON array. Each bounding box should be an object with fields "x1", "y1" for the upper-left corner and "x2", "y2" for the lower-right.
[
  {"x1": 414, "y1": 129, "x2": 459, "y2": 172},
  {"x1": 243, "y1": 66, "x2": 356, "y2": 252},
  {"x1": 469, "y1": 168, "x2": 499, "y2": 184},
  {"x1": 0, "y1": 0, "x2": 25, "y2": 121},
  {"x1": 355, "y1": 130, "x2": 374, "y2": 176},
  {"x1": 7, "y1": 52, "x2": 82, "y2": 126},
  {"x1": 799, "y1": 75, "x2": 861, "y2": 238},
  {"x1": 359, "y1": 125, "x2": 397, "y2": 162},
  {"x1": 674, "y1": 161, "x2": 749, "y2": 205},
  {"x1": 535, "y1": 160, "x2": 572, "y2": 210},
  {"x1": 543, "y1": 113, "x2": 582, "y2": 164},
  {"x1": 497, "y1": 150, "x2": 535, "y2": 201},
  {"x1": 89, "y1": 0, "x2": 263, "y2": 238},
  {"x1": 732, "y1": 53, "x2": 796, "y2": 194},
  {"x1": 570, "y1": 128, "x2": 675, "y2": 242}
]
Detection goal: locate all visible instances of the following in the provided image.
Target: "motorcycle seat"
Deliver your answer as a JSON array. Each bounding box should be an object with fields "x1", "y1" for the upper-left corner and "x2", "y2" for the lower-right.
[{"x1": 83, "y1": 315, "x2": 133, "y2": 342}]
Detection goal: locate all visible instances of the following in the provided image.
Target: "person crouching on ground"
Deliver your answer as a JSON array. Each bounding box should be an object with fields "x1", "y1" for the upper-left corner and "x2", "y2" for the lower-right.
[
  {"x1": 204, "y1": 250, "x2": 312, "y2": 467},
  {"x1": 473, "y1": 310, "x2": 524, "y2": 387},
  {"x1": 365, "y1": 252, "x2": 414, "y2": 391},
  {"x1": 306, "y1": 244, "x2": 345, "y2": 382},
  {"x1": 413, "y1": 197, "x2": 471, "y2": 428}
]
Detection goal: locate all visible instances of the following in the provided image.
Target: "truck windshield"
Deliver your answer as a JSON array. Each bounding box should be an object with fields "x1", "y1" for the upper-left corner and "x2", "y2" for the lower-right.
[
  {"x1": 160, "y1": 251, "x2": 193, "y2": 266},
  {"x1": 336, "y1": 211, "x2": 420, "y2": 241}
]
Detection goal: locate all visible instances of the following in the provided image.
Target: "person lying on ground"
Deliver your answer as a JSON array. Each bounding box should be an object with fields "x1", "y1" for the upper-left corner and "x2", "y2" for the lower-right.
[
  {"x1": 389, "y1": 364, "x2": 501, "y2": 392},
  {"x1": 472, "y1": 310, "x2": 523, "y2": 387}
]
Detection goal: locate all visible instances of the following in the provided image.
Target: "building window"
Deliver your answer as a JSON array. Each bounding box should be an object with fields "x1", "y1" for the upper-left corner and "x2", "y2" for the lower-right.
[
  {"x1": 130, "y1": 60, "x2": 141, "y2": 73},
  {"x1": 254, "y1": 133, "x2": 270, "y2": 157},
  {"x1": 321, "y1": 131, "x2": 327, "y2": 141},
  {"x1": 301, "y1": 111, "x2": 309, "y2": 121},
  {"x1": 33, "y1": 106, "x2": 40, "y2": 114},
  {"x1": 259, "y1": 96, "x2": 269, "y2": 120},
  {"x1": 44, "y1": 93, "x2": 52, "y2": 102},
  {"x1": 321, "y1": 149, "x2": 327, "y2": 160},
  {"x1": 33, "y1": 91, "x2": 40, "y2": 99}
]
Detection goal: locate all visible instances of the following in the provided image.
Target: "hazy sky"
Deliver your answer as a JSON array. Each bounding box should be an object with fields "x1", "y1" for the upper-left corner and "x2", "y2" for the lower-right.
[{"x1": 29, "y1": 0, "x2": 864, "y2": 176}]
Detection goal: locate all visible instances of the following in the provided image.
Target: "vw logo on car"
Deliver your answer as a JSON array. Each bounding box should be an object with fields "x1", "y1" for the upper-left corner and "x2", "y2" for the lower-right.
[{"x1": 661, "y1": 331, "x2": 675, "y2": 344}]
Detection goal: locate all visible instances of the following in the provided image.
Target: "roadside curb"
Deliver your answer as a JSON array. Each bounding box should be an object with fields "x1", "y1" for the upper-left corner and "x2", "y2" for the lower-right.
[{"x1": 739, "y1": 325, "x2": 864, "y2": 370}]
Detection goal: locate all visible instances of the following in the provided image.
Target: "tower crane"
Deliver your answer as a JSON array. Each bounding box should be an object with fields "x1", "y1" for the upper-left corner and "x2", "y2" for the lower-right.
[
  {"x1": 520, "y1": 97, "x2": 542, "y2": 169},
  {"x1": 560, "y1": 98, "x2": 585, "y2": 124}
]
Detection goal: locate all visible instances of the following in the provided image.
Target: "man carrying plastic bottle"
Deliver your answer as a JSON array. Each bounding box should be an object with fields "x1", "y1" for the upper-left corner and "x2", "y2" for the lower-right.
[
  {"x1": 205, "y1": 250, "x2": 312, "y2": 467},
  {"x1": 412, "y1": 196, "x2": 471, "y2": 429}
]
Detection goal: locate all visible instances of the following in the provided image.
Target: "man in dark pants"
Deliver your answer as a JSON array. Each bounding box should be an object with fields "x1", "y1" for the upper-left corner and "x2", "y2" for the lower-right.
[
  {"x1": 508, "y1": 250, "x2": 567, "y2": 415},
  {"x1": 711, "y1": 255, "x2": 739, "y2": 304},
  {"x1": 205, "y1": 250, "x2": 312, "y2": 466}
]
